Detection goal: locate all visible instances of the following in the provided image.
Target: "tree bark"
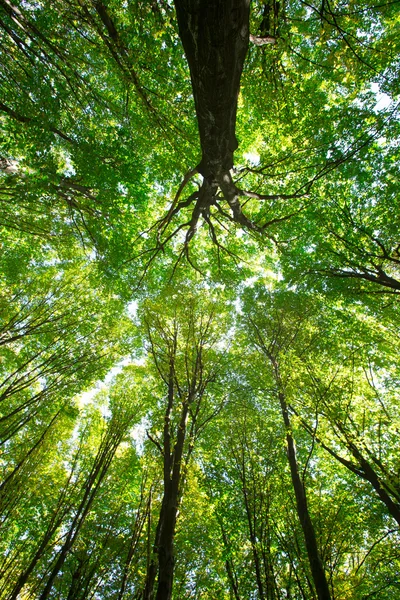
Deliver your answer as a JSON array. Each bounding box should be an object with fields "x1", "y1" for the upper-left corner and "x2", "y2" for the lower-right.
[
  {"x1": 341, "y1": 430, "x2": 400, "y2": 526},
  {"x1": 174, "y1": 0, "x2": 250, "y2": 179},
  {"x1": 154, "y1": 399, "x2": 189, "y2": 600},
  {"x1": 269, "y1": 357, "x2": 331, "y2": 600},
  {"x1": 280, "y1": 391, "x2": 331, "y2": 600}
]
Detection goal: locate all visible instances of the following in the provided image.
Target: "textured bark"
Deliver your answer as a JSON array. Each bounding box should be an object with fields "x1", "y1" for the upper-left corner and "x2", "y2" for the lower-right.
[
  {"x1": 142, "y1": 307, "x2": 217, "y2": 600},
  {"x1": 143, "y1": 406, "x2": 189, "y2": 600},
  {"x1": 154, "y1": 489, "x2": 179, "y2": 600},
  {"x1": 174, "y1": 0, "x2": 250, "y2": 179},
  {"x1": 152, "y1": 1, "x2": 264, "y2": 245}
]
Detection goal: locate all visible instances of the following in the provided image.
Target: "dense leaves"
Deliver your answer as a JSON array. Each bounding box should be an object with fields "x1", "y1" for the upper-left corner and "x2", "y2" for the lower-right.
[{"x1": 1, "y1": 0, "x2": 400, "y2": 598}]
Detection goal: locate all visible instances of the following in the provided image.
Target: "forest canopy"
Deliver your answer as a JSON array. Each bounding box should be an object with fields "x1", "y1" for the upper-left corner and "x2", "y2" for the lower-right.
[{"x1": 1, "y1": 0, "x2": 400, "y2": 599}]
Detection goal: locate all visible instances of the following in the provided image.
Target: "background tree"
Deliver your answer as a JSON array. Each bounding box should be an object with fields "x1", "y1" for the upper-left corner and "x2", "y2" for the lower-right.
[{"x1": 141, "y1": 287, "x2": 230, "y2": 600}]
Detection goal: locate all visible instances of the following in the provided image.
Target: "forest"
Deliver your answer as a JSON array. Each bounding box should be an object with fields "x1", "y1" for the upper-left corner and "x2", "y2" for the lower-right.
[{"x1": 1, "y1": 0, "x2": 400, "y2": 598}]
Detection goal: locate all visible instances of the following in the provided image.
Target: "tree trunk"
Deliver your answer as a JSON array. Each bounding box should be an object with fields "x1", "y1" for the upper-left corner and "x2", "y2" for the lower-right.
[
  {"x1": 220, "y1": 525, "x2": 241, "y2": 600},
  {"x1": 241, "y1": 471, "x2": 266, "y2": 599},
  {"x1": 154, "y1": 490, "x2": 179, "y2": 600},
  {"x1": 8, "y1": 513, "x2": 65, "y2": 600},
  {"x1": 278, "y1": 387, "x2": 331, "y2": 600},
  {"x1": 154, "y1": 400, "x2": 190, "y2": 600},
  {"x1": 38, "y1": 432, "x2": 121, "y2": 599},
  {"x1": 0, "y1": 409, "x2": 61, "y2": 504},
  {"x1": 346, "y1": 438, "x2": 400, "y2": 526},
  {"x1": 299, "y1": 414, "x2": 400, "y2": 527},
  {"x1": 269, "y1": 356, "x2": 331, "y2": 600},
  {"x1": 174, "y1": 0, "x2": 250, "y2": 179},
  {"x1": 117, "y1": 490, "x2": 149, "y2": 600}
]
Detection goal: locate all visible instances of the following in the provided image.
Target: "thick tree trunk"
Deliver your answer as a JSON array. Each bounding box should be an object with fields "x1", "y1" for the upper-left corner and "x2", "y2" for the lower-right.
[
  {"x1": 174, "y1": 0, "x2": 250, "y2": 179},
  {"x1": 154, "y1": 489, "x2": 179, "y2": 600},
  {"x1": 143, "y1": 428, "x2": 186, "y2": 600},
  {"x1": 143, "y1": 360, "x2": 188, "y2": 600}
]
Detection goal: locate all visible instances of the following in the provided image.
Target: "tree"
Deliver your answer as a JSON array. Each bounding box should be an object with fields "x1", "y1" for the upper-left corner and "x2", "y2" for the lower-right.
[
  {"x1": 141, "y1": 288, "x2": 230, "y2": 600},
  {"x1": 241, "y1": 289, "x2": 332, "y2": 599},
  {"x1": 1, "y1": 1, "x2": 400, "y2": 598}
]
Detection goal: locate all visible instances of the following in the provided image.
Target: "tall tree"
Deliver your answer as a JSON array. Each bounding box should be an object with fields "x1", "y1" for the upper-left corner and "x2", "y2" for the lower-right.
[{"x1": 141, "y1": 288, "x2": 229, "y2": 600}]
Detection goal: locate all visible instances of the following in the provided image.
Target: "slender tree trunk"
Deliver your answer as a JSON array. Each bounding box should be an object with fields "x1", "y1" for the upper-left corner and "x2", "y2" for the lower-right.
[
  {"x1": 348, "y1": 440, "x2": 400, "y2": 526},
  {"x1": 8, "y1": 442, "x2": 80, "y2": 600},
  {"x1": 8, "y1": 512, "x2": 65, "y2": 600},
  {"x1": 118, "y1": 489, "x2": 149, "y2": 600},
  {"x1": 262, "y1": 517, "x2": 277, "y2": 600},
  {"x1": 38, "y1": 432, "x2": 121, "y2": 599},
  {"x1": 66, "y1": 559, "x2": 84, "y2": 600},
  {"x1": 154, "y1": 399, "x2": 190, "y2": 600},
  {"x1": 0, "y1": 409, "x2": 61, "y2": 507},
  {"x1": 270, "y1": 357, "x2": 331, "y2": 600},
  {"x1": 220, "y1": 525, "x2": 241, "y2": 600},
  {"x1": 300, "y1": 415, "x2": 400, "y2": 527},
  {"x1": 281, "y1": 394, "x2": 331, "y2": 600},
  {"x1": 241, "y1": 477, "x2": 266, "y2": 599}
]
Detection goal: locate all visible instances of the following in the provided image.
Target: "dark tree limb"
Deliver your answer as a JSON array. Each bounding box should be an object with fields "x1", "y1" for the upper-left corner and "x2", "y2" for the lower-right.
[{"x1": 174, "y1": 0, "x2": 250, "y2": 179}]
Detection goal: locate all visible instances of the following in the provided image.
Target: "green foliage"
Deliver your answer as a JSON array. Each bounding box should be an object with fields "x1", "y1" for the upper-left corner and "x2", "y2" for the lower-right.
[{"x1": 1, "y1": 0, "x2": 400, "y2": 598}]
